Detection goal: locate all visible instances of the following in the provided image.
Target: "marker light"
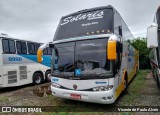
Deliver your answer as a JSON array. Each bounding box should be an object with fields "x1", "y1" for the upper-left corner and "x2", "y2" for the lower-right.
[{"x1": 102, "y1": 30, "x2": 105, "y2": 32}]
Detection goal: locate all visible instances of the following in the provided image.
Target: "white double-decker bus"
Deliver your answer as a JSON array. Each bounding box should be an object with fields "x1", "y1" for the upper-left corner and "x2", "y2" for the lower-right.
[
  {"x1": 0, "y1": 34, "x2": 51, "y2": 88},
  {"x1": 38, "y1": 5, "x2": 139, "y2": 104}
]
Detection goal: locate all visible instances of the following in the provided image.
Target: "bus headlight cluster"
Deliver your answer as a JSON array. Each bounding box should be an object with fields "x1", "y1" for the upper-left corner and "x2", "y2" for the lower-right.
[
  {"x1": 92, "y1": 85, "x2": 113, "y2": 92},
  {"x1": 51, "y1": 83, "x2": 61, "y2": 88}
]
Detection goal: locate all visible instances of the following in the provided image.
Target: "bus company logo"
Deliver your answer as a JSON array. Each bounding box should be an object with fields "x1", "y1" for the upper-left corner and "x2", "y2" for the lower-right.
[
  {"x1": 52, "y1": 78, "x2": 59, "y2": 82},
  {"x1": 61, "y1": 10, "x2": 104, "y2": 26},
  {"x1": 95, "y1": 81, "x2": 107, "y2": 84},
  {"x1": 73, "y1": 84, "x2": 77, "y2": 89},
  {"x1": 8, "y1": 57, "x2": 22, "y2": 61}
]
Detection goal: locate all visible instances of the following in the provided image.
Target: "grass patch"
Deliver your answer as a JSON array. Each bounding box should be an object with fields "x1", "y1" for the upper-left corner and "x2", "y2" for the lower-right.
[
  {"x1": 119, "y1": 70, "x2": 149, "y2": 106},
  {"x1": 0, "y1": 96, "x2": 9, "y2": 103}
]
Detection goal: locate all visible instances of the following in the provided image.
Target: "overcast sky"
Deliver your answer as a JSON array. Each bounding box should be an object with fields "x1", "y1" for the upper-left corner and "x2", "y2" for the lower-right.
[{"x1": 0, "y1": 0, "x2": 159, "y2": 43}]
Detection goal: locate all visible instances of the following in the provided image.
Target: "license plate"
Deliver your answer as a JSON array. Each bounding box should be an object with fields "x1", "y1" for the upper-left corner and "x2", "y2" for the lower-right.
[{"x1": 70, "y1": 94, "x2": 81, "y2": 100}]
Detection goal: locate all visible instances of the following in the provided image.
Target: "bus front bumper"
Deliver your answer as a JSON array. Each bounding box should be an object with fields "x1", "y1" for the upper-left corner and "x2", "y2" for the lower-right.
[{"x1": 51, "y1": 86, "x2": 115, "y2": 104}]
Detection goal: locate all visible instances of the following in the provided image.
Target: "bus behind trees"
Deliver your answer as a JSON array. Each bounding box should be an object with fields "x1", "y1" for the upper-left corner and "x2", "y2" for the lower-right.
[
  {"x1": 38, "y1": 5, "x2": 139, "y2": 104},
  {"x1": 0, "y1": 34, "x2": 51, "y2": 88},
  {"x1": 147, "y1": 6, "x2": 160, "y2": 88}
]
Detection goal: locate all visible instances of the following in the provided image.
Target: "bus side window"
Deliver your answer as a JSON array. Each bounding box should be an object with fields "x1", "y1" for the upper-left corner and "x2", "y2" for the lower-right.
[
  {"x1": 28, "y1": 43, "x2": 35, "y2": 54},
  {"x1": 22, "y1": 42, "x2": 27, "y2": 54},
  {"x1": 114, "y1": 11, "x2": 122, "y2": 37},
  {"x1": 115, "y1": 42, "x2": 122, "y2": 73},
  {"x1": 9, "y1": 40, "x2": 16, "y2": 54},
  {"x1": 43, "y1": 48, "x2": 48, "y2": 55},
  {"x1": 16, "y1": 41, "x2": 22, "y2": 54},
  {"x1": 47, "y1": 48, "x2": 52, "y2": 55},
  {"x1": 2, "y1": 39, "x2": 9, "y2": 53},
  {"x1": 35, "y1": 44, "x2": 40, "y2": 53}
]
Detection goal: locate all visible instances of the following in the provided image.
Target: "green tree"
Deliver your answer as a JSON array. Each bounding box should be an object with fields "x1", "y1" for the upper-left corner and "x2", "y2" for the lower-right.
[{"x1": 127, "y1": 37, "x2": 150, "y2": 69}]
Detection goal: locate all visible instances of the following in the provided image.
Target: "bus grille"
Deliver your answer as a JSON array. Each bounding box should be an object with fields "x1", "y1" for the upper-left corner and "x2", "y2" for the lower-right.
[
  {"x1": 8, "y1": 71, "x2": 17, "y2": 84},
  {"x1": 19, "y1": 66, "x2": 27, "y2": 80}
]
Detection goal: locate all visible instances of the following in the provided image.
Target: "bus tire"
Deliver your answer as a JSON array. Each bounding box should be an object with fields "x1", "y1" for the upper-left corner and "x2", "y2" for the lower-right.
[
  {"x1": 123, "y1": 74, "x2": 128, "y2": 93},
  {"x1": 156, "y1": 74, "x2": 160, "y2": 89},
  {"x1": 124, "y1": 79, "x2": 127, "y2": 90},
  {"x1": 33, "y1": 73, "x2": 43, "y2": 85},
  {"x1": 45, "y1": 70, "x2": 51, "y2": 82}
]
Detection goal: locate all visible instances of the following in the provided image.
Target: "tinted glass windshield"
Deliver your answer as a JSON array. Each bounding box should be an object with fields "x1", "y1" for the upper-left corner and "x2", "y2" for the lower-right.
[
  {"x1": 54, "y1": 8, "x2": 113, "y2": 41},
  {"x1": 51, "y1": 38, "x2": 113, "y2": 79}
]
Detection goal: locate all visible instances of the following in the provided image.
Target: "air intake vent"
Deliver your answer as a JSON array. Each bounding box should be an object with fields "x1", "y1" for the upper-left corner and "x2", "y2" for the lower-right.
[
  {"x1": 8, "y1": 71, "x2": 17, "y2": 84},
  {"x1": 19, "y1": 66, "x2": 27, "y2": 80}
]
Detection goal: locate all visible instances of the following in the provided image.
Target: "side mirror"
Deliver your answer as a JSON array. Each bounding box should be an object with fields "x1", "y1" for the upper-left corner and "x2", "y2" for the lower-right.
[
  {"x1": 147, "y1": 23, "x2": 158, "y2": 48},
  {"x1": 107, "y1": 40, "x2": 117, "y2": 60}
]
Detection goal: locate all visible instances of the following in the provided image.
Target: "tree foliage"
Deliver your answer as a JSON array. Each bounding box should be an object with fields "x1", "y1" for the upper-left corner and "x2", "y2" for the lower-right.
[{"x1": 127, "y1": 38, "x2": 150, "y2": 69}]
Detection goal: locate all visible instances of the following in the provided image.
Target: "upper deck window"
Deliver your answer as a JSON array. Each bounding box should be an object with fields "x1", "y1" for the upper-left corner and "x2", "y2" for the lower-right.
[{"x1": 54, "y1": 8, "x2": 113, "y2": 41}]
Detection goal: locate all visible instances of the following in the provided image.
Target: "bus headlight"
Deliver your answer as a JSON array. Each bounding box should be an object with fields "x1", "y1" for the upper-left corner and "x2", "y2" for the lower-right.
[
  {"x1": 92, "y1": 85, "x2": 113, "y2": 91},
  {"x1": 51, "y1": 83, "x2": 61, "y2": 88}
]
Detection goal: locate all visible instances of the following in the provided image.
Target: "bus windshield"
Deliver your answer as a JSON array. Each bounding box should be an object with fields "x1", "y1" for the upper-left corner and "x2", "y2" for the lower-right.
[
  {"x1": 54, "y1": 8, "x2": 113, "y2": 41},
  {"x1": 51, "y1": 38, "x2": 113, "y2": 79}
]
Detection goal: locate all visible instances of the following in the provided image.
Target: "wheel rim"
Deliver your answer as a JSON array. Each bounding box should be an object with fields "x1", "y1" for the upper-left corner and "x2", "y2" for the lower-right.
[
  {"x1": 35, "y1": 75, "x2": 41, "y2": 83},
  {"x1": 47, "y1": 73, "x2": 51, "y2": 80}
]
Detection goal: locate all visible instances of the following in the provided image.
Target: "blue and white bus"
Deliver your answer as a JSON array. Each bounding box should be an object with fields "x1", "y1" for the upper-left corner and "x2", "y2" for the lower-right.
[{"x1": 0, "y1": 34, "x2": 51, "y2": 88}]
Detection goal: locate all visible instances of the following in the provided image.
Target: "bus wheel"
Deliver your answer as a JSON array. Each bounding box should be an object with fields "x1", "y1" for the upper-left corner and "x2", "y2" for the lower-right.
[
  {"x1": 156, "y1": 74, "x2": 160, "y2": 89},
  {"x1": 45, "y1": 70, "x2": 51, "y2": 82},
  {"x1": 33, "y1": 73, "x2": 43, "y2": 85},
  {"x1": 123, "y1": 77, "x2": 128, "y2": 92},
  {"x1": 124, "y1": 79, "x2": 127, "y2": 90}
]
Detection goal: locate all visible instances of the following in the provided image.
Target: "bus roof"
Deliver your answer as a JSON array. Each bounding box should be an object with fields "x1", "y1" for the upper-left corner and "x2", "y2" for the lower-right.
[{"x1": 0, "y1": 33, "x2": 43, "y2": 44}]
